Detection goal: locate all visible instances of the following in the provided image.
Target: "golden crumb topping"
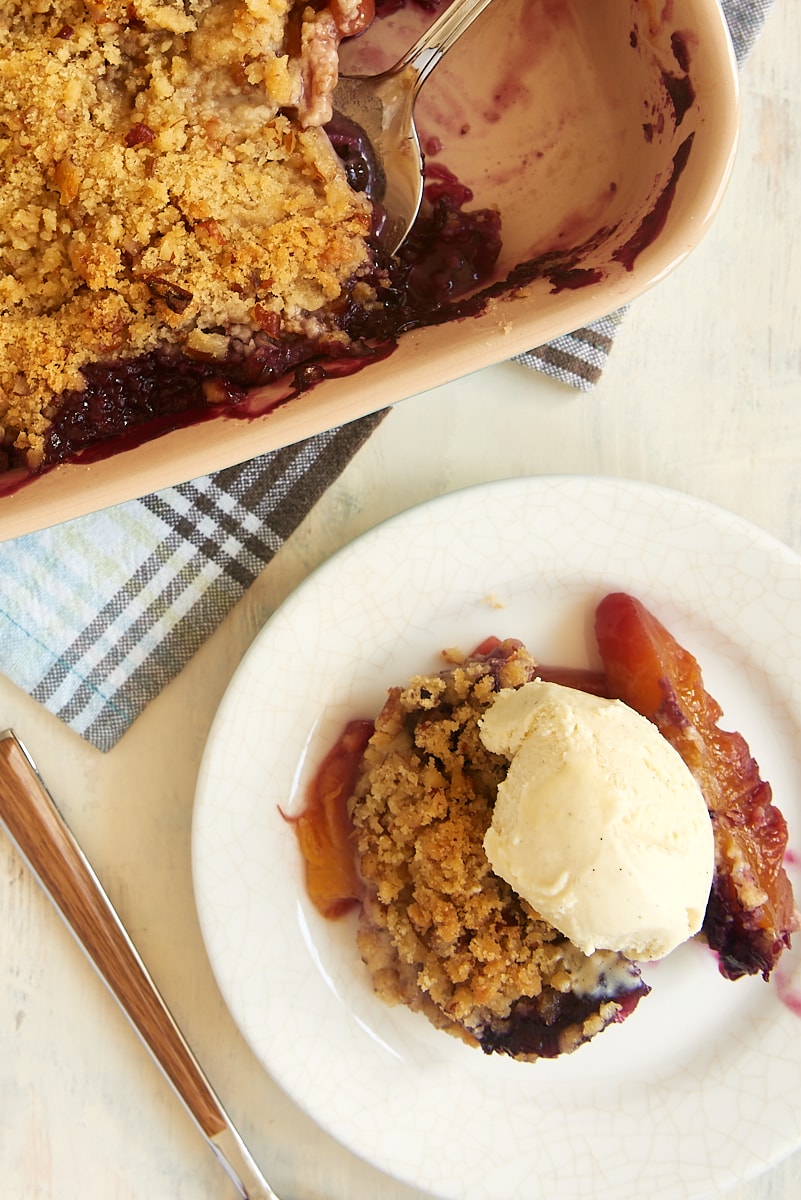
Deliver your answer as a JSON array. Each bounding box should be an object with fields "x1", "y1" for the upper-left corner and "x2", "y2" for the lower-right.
[
  {"x1": 347, "y1": 644, "x2": 647, "y2": 1059},
  {"x1": 0, "y1": 0, "x2": 372, "y2": 466}
]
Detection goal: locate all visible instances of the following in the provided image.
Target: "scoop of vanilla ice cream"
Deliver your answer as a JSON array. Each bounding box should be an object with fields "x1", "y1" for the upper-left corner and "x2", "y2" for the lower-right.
[{"x1": 480, "y1": 680, "x2": 714, "y2": 960}]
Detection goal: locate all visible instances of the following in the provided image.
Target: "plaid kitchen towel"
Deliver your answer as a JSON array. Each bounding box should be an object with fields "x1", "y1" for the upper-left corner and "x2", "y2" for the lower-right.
[
  {"x1": 0, "y1": 0, "x2": 774, "y2": 751},
  {"x1": 0, "y1": 413, "x2": 385, "y2": 751},
  {"x1": 513, "y1": 0, "x2": 774, "y2": 391}
]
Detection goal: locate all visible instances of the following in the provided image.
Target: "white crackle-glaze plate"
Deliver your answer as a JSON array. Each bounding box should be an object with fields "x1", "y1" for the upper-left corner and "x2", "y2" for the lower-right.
[{"x1": 192, "y1": 476, "x2": 801, "y2": 1200}]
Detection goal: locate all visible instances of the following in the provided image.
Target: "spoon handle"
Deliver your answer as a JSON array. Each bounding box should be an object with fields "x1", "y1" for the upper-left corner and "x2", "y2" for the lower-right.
[
  {"x1": 0, "y1": 730, "x2": 279, "y2": 1200},
  {"x1": 398, "y1": 0, "x2": 497, "y2": 91}
]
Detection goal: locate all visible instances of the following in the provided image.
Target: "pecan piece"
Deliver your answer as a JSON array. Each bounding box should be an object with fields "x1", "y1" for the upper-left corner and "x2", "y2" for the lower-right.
[
  {"x1": 125, "y1": 123, "x2": 156, "y2": 147},
  {"x1": 146, "y1": 276, "x2": 193, "y2": 314}
]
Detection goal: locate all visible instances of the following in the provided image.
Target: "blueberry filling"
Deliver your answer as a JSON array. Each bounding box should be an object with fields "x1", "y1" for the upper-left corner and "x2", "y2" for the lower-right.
[{"x1": 39, "y1": 140, "x2": 503, "y2": 471}]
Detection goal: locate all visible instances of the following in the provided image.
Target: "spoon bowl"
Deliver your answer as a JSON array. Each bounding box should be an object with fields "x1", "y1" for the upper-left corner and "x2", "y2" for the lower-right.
[{"x1": 332, "y1": 0, "x2": 498, "y2": 253}]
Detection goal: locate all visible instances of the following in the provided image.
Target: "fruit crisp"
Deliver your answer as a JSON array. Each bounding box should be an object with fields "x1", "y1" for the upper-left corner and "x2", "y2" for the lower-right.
[
  {"x1": 348, "y1": 640, "x2": 649, "y2": 1060},
  {"x1": 0, "y1": 0, "x2": 372, "y2": 469},
  {"x1": 297, "y1": 597, "x2": 796, "y2": 1060}
]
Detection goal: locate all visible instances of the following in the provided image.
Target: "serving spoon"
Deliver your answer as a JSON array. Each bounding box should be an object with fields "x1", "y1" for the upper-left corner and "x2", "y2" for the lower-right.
[
  {"x1": 332, "y1": 0, "x2": 498, "y2": 254},
  {"x1": 0, "y1": 730, "x2": 280, "y2": 1200}
]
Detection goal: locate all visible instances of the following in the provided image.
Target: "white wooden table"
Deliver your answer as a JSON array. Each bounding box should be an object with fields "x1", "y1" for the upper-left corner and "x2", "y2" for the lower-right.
[{"x1": 2, "y1": 5, "x2": 800, "y2": 1198}]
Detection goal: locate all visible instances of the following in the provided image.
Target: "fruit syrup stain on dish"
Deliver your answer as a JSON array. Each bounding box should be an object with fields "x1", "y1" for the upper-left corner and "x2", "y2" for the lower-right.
[
  {"x1": 2, "y1": 0, "x2": 703, "y2": 490},
  {"x1": 290, "y1": 592, "x2": 799, "y2": 1062},
  {"x1": 330, "y1": 0, "x2": 504, "y2": 255}
]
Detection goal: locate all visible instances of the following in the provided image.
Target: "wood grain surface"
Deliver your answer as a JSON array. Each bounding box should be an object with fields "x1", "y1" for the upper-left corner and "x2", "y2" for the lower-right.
[{"x1": 0, "y1": 734, "x2": 228, "y2": 1143}]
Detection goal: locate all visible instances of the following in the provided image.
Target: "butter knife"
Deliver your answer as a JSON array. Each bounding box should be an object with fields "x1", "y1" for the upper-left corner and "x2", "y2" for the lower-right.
[{"x1": 0, "y1": 729, "x2": 281, "y2": 1200}]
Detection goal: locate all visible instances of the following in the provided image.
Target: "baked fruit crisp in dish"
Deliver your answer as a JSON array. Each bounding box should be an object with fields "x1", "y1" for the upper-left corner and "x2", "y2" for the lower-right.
[
  {"x1": 0, "y1": 0, "x2": 500, "y2": 474},
  {"x1": 292, "y1": 593, "x2": 798, "y2": 1062}
]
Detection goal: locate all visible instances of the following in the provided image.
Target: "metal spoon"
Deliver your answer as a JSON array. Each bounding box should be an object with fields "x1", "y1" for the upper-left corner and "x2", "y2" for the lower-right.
[
  {"x1": 332, "y1": 0, "x2": 498, "y2": 254},
  {"x1": 0, "y1": 730, "x2": 280, "y2": 1200}
]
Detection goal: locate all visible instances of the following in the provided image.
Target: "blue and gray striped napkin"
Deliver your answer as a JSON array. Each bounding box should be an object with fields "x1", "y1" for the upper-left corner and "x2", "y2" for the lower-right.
[
  {"x1": 0, "y1": 417, "x2": 384, "y2": 750},
  {"x1": 0, "y1": 0, "x2": 772, "y2": 751}
]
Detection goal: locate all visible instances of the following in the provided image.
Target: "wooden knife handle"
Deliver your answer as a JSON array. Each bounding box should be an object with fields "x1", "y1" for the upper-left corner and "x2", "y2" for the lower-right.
[{"x1": 0, "y1": 732, "x2": 227, "y2": 1140}]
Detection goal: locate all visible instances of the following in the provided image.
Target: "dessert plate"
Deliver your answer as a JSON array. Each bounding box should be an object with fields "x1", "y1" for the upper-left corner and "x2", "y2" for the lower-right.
[{"x1": 192, "y1": 476, "x2": 801, "y2": 1200}]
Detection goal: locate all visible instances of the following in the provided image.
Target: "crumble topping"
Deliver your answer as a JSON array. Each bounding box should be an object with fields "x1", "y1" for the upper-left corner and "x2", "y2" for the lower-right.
[
  {"x1": 0, "y1": 0, "x2": 372, "y2": 467},
  {"x1": 348, "y1": 642, "x2": 648, "y2": 1059}
]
